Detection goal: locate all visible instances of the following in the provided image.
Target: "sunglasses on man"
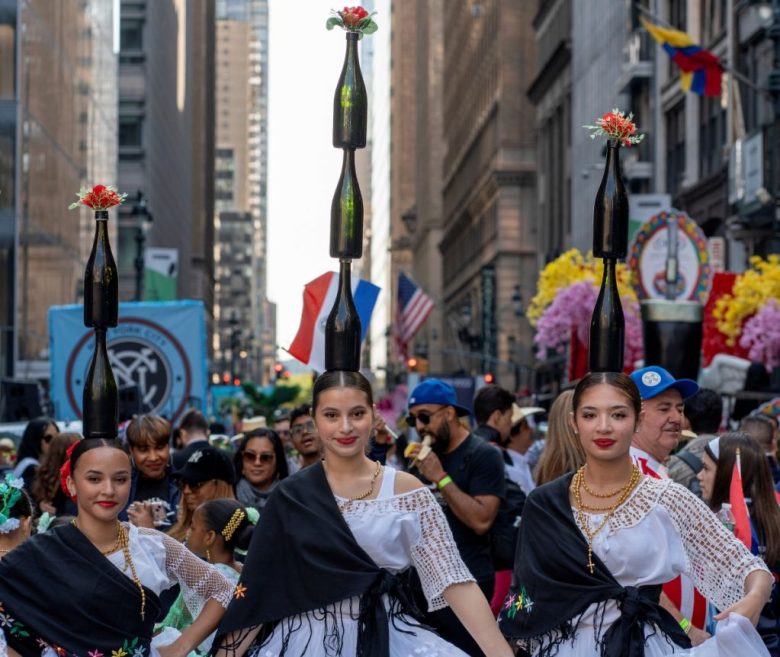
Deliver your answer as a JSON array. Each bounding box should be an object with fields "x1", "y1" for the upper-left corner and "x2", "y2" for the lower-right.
[
  {"x1": 406, "y1": 406, "x2": 447, "y2": 427},
  {"x1": 290, "y1": 421, "x2": 315, "y2": 438}
]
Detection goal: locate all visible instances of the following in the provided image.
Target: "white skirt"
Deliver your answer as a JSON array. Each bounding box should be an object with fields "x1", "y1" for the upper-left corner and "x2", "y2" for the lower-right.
[
  {"x1": 249, "y1": 595, "x2": 469, "y2": 657},
  {"x1": 540, "y1": 613, "x2": 769, "y2": 657}
]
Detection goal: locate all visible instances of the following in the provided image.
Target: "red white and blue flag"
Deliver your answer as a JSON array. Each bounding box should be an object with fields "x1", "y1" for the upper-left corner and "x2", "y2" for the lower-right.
[
  {"x1": 288, "y1": 271, "x2": 380, "y2": 373},
  {"x1": 394, "y1": 271, "x2": 434, "y2": 360}
]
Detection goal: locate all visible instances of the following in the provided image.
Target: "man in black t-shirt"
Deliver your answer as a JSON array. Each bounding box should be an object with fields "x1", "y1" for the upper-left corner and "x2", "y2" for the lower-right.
[{"x1": 407, "y1": 379, "x2": 506, "y2": 656}]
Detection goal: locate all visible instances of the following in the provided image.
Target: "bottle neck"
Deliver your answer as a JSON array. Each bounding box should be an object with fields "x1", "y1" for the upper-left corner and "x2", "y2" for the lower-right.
[
  {"x1": 94, "y1": 210, "x2": 109, "y2": 222},
  {"x1": 338, "y1": 259, "x2": 352, "y2": 294}
]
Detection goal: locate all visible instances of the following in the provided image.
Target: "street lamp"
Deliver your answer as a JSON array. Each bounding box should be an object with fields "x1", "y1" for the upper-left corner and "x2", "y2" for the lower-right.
[{"x1": 130, "y1": 190, "x2": 153, "y2": 301}]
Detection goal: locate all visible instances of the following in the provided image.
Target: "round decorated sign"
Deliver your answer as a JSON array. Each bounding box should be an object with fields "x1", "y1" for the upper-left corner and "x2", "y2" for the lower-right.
[
  {"x1": 628, "y1": 210, "x2": 711, "y2": 303},
  {"x1": 757, "y1": 397, "x2": 780, "y2": 419},
  {"x1": 65, "y1": 317, "x2": 193, "y2": 421}
]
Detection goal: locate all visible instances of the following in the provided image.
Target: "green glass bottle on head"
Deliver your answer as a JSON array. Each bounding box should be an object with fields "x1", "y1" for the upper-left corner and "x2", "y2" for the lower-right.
[
  {"x1": 325, "y1": 261, "x2": 362, "y2": 371},
  {"x1": 330, "y1": 149, "x2": 364, "y2": 259},
  {"x1": 84, "y1": 210, "x2": 118, "y2": 328},
  {"x1": 333, "y1": 32, "x2": 367, "y2": 149},
  {"x1": 82, "y1": 328, "x2": 119, "y2": 440}
]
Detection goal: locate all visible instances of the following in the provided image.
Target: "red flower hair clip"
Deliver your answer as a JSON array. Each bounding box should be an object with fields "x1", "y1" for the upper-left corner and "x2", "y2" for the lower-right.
[
  {"x1": 68, "y1": 184, "x2": 127, "y2": 211},
  {"x1": 59, "y1": 440, "x2": 81, "y2": 502}
]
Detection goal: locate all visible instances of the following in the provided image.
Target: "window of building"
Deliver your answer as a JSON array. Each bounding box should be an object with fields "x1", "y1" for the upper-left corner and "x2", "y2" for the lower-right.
[
  {"x1": 0, "y1": 109, "x2": 14, "y2": 209},
  {"x1": 119, "y1": 116, "x2": 143, "y2": 147},
  {"x1": 120, "y1": 19, "x2": 143, "y2": 51},
  {"x1": 667, "y1": 0, "x2": 687, "y2": 79},
  {"x1": 666, "y1": 101, "x2": 686, "y2": 196},
  {"x1": 701, "y1": 0, "x2": 727, "y2": 44},
  {"x1": 699, "y1": 95, "x2": 726, "y2": 178},
  {"x1": 0, "y1": 23, "x2": 15, "y2": 100}
]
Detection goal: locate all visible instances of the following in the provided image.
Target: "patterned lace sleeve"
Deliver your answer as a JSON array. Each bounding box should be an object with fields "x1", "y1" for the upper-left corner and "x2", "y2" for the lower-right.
[
  {"x1": 139, "y1": 528, "x2": 234, "y2": 610},
  {"x1": 659, "y1": 481, "x2": 771, "y2": 610},
  {"x1": 409, "y1": 487, "x2": 475, "y2": 611}
]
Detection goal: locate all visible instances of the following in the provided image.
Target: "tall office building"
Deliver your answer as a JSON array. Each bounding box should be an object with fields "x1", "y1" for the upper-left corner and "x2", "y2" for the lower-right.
[
  {"x1": 116, "y1": 0, "x2": 216, "y2": 325},
  {"x1": 0, "y1": 0, "x2": 117, "y2": 379},
  {"x1": 212, "y1": 0, "x2": 272, "y2": 384}
]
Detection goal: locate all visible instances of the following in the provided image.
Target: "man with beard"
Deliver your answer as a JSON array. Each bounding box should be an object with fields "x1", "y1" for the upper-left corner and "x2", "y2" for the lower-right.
[
  {"x1": 289, "y1": 404, "x2": 321, "y2": 469},
  {"x1": 630, "y1": 365, "x2": 711, "y2": 645},
  {"x1": 407, "y1": 379, "x2": 506, "y2": 656}
]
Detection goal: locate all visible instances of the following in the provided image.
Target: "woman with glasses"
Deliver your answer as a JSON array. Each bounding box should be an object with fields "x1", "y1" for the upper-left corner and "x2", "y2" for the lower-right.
[
  {"x1": 233, "y1": 429, "x2": 289, "y2": 512},
  {"x1": 121, "y1": 415, "x2": 181, "y2": 530},
  {"x1": 169, "y1": 445, "x2": 236, "y2": 542},
  {"x1": 213, "y1": 370, "x2": 514, "y2": 657},
  {"x1": 12, "y1": 416, "x2": 59, "y2": 494}
]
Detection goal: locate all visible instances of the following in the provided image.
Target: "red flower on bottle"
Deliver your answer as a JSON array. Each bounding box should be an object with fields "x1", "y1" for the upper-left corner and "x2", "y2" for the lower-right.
[
  {"x1": 583, "y1": 108, "x2": 644, "y2": 147},
  {"x1": 69, "y1": 184, "x2": 127, "y2": 211},
  {"x1": 59, "y1": 440, "x2": 81, "y2": 502},
  {"x1": 326, "y1": 6, "x2": 378, "y2": 37}
]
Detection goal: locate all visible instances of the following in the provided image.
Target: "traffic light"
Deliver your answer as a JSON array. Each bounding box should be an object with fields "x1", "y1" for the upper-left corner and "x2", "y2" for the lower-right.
[
  {"x1": 222, "y1": 373, "x2": 230, "y2": 384},
  {"x1": 483, "y1": 372, "x2": 495, "y2": 384},
  {"x1": 406, "y1": 356, "x2": 429, "y2": 374},
  {"x1": 233, "y1": 378, "x2": 241, "y2": 386},
  {"x1": 274, "y1": 362, "x2": 284, "y2": 380}
]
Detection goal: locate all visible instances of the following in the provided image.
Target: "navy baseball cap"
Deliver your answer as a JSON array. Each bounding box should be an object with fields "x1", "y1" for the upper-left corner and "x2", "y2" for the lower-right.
[
  {"x1": 409, "y1": 379, "x2": 471, "y2": 416},
  {"x1": 630, "y1": 365, "x2": 699, "y2": 401}
]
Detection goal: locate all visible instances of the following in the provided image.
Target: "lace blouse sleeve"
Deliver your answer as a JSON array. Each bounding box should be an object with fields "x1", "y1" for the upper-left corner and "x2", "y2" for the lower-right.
[
  {"x1": 409, "y1": 487, "x2": 475, "y2": 611},
  {"x1": 660, "y1": 481, "x2": 770, "y2": 610},
  {"x1": 140, "y1": 528, "x2": 234, "y2": 610}
]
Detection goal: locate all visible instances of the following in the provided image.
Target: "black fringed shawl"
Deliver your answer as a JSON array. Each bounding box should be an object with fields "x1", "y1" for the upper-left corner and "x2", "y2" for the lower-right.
[
  {"x1": 498, "y1": 474, "x2": 691, "y2": 657},
  {"x1": 213, "y1": 461, "x2": 423, "y2": 657},
  {"x1": 0, "y1": 523, "x2": 160, "y2": 657}
]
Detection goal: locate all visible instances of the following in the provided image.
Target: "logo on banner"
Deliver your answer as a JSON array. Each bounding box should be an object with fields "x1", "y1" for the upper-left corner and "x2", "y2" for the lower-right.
[{"x1": 65, "y1": 318, "x2": 192, "y2": 420}]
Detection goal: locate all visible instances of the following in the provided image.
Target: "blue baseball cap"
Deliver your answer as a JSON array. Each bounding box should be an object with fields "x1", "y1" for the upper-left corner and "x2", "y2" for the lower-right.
[
  {"x1": 408, "y1": 379, "x2": 471, "y2": 416},
  {"x1": 630, "y1": 365, "x2": 699, "y2": 401}
]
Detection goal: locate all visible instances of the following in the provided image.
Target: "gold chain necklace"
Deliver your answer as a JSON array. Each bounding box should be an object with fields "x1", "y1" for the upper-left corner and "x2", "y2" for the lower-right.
[
  {"x1": 72, "y1": 519, "x2": 146, "y2": 619},
  {"x1": 572, "y1": 465, "x2": 641, "y2": 574},
  {"x1": 347, "y1": 460, "x2": 382, "y2": 501},
  {"x1": 580, "y1": 467, "x2": 632, "y2": 498}
]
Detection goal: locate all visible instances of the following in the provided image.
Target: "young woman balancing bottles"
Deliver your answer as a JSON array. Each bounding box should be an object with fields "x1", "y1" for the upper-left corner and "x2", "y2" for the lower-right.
[
  {"x1": 499, "y1": 372, "x2": 773, "y2": 657},
  {"x1": 213, "y1": 370, "x2": 513, "y2": 657},
  {"x1": 0, "y1": 438, "x2": 234, "y2": 657}
]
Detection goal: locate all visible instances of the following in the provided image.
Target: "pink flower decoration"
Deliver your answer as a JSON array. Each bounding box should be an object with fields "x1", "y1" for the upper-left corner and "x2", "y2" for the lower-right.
[{"x1": 739, "y1": 299, "x2": 780, "y2": 371}]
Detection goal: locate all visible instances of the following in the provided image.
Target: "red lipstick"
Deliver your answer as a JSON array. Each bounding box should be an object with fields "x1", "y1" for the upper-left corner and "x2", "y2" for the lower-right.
[
  {"x1": 97, "y1": 501, "x2": 118, "y2": 508},
  {"x1": 593, "y1": 439, "x2": 616, "y2": 449},
  {"x1": 335, "y1": 436, "x2": 358, "y2": 445}
]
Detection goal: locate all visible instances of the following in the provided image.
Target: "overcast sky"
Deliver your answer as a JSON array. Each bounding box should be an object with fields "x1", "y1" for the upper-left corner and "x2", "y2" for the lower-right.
[{"x1": 266, "y1": 0, "x2": 349, "y2": 355}]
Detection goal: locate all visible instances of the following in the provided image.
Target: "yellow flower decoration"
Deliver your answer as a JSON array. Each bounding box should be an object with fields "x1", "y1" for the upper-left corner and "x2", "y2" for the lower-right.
[
  {"x1": 111, "y1": 650, "x2": 127, "y2": 657},
  {"x1": 713, "y1": 255, "x2": 780, "y2": 345},
  {"x1": 527, "y1": 248, "x2": 637, "y2": 327}
]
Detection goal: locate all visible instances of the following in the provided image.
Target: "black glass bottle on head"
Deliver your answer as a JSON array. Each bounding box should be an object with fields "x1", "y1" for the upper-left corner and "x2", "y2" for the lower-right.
[
  {"x1": 84, "y1": 210, "x2": 118, "y2": 328},
  {"x1": 83, "y1": 328, "x2": 118, "y2": 440},
  {"x1": 330, "y1": 149, "x2": 364, "y2": 259},
  {"x1": 589, "y1": 258, "x2": 625, "y2": 373},
  {"x1": 325, "y1": 260, "x2": 362, "y2": 371},
  {"x1": 593, "y1": 141, "x2": 629, "y2": 259},
  {"x1": 333, "y1": 32, "x2": 367, "y2": 149}
]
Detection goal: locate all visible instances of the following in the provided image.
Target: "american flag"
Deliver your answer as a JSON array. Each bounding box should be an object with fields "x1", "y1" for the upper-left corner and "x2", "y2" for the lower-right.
[{"x1": 395, "y1": 271, "x2": 434, "y2": 359}]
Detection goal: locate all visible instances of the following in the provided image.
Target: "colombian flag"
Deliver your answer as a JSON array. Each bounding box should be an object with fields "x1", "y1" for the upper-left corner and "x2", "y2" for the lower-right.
[{"x1": 640, "y1": 17, "x2": 723, "y2": 96}]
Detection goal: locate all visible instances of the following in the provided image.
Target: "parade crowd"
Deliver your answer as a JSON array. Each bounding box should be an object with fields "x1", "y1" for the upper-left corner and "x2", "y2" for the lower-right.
[{"x1": 0, "y1": 366, "x2": 777, "y2": 656}]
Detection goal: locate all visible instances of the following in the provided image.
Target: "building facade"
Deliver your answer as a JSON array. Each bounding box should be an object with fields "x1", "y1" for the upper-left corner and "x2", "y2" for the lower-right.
[
  {"x1": 0, "y1": 0, "x2": 117, "y2": 379},
  {"x1": 212, "y1": 0, "x2": 273, "y2": 384},
  {"x1": 116, "y1": 0, "x2": 216, "y2": 334}
]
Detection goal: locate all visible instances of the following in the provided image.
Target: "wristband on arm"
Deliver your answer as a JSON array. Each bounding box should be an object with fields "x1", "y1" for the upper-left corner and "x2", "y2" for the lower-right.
[{"x1": 436, "y1": 474, "x2": 453, "y2": 490}]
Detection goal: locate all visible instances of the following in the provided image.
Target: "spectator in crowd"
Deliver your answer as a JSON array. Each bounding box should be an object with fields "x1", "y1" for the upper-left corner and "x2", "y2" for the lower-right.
[
  {"x1": 172, "y1": 409, "x2": 210, "y2": 470},
  {"x1": 502, "y1": 405, "x2": 545, "y2": 494},
  {"x1": 233, "y1": 428, "x2": 289, "y2": 512},
  {"x1": 699, "y1": 432, "x2": 780, "y2": 654},
  {"x1": 667, "y1": 388, "x2": 724, "y2": 495},
  {"x1": 12, "y1": 417, "x2": 58, "y2": 493},
  {"x1": 31, "y1": 432, "x2": 80, "y2": 516},
  {"x1": 472, "y1": 385, "x2": 514, "y2": 445},
  {"x1": 122, "y1": 415, "x2": 181, "y2": 529},
  {"x1": 534, "y1": 390, "x2": 584, "y2": 486},
  {"x1": 272, "y1": 409, "x2": 298, "y2": 474},
  {"x1": 0, "y1": 438, "x2": 17, "y2": 473},
  {"x1": 289, "y1": 404, "x2": 321, "y2": 469},
  {"x1": 741, "y1": 414, "x2": 780, "y2": 485},
  {"x1": 158, "y1": 499, "x2": 255, "y2": 657},
  {"x1": 0, "y1": 474, "x2": 33, "y2": 559},
  {"x1": 169, "y1": 445, "x2": 236, "y2": 542},
  {"x1": 630, "y1": 365, "x2": 710, "y2": 638},
  {"x1": 407, "y1": 378, "x2": 506, "y2": 655}
]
